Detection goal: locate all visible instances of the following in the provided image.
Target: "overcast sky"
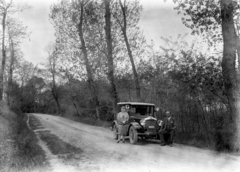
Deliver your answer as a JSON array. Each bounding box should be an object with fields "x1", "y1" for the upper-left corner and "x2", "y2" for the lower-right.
[{"x1": 17, "y1": 0, "x2": 193, "y2": 65}]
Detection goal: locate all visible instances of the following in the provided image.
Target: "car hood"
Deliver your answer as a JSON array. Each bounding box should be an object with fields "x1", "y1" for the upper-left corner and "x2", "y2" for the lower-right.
[{"x1": 130, "y1": 115, "x2": 157, "y2": 121}]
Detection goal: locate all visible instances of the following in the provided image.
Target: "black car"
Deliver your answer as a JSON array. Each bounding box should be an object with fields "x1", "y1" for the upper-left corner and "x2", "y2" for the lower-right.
[{"x1": 112, "y1": 102, "x2": 162, "y2": 144}]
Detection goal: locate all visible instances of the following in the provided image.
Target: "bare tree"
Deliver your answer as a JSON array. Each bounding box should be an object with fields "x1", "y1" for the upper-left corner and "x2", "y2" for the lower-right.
[
  {"x1": 45, "y1": 44, "x2": 63, "y2": 116},
  {"x1": 6, "y1": 18, "x2": 27, "y2": 105},
  {"x1": 0, "y1": 0, "x2": 13, "y2": 100},
  {"x1": 0, "y1": 0, "x2": 29, "y2": 101},
  {"x1": 104, "y1": 0, "x2": 118, "y2": 113},
  {"x1": 72, "y1": 0, "x2": 101, "y2": 119},
  {"x1": 113, "y1": 0, "x2": 142, "y2": 101}
]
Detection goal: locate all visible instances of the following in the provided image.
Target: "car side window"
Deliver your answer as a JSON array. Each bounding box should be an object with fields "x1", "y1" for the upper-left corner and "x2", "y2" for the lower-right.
[{"x1": 128, "y1": 107, "x2": 136, "y2": 116}]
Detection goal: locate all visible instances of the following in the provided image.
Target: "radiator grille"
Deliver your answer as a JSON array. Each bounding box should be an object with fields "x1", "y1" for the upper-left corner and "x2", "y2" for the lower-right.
[{"x1": 145, "y1": 119, "x2": 157, "y2": 132}]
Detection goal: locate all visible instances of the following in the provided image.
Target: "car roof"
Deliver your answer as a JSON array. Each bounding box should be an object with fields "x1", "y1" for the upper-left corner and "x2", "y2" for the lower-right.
[{"x1": 117, "y1": 102, "x2": 155, "y2": 106}]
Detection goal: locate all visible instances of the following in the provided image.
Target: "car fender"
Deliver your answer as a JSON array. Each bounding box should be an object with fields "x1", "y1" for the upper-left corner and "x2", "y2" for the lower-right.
[
  {"x1": 129, "y1": 122, "x2": 141, "y2": 130},
  {"x1": 112, "y1": 120, "x2": 118, "y2": 131}
]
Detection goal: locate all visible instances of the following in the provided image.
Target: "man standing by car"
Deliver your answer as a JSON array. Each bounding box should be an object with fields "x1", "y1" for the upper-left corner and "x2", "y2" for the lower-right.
[
  {"x1": 117, "y1": 106, "x2": 129, "y2": 143},
  {"x1": 159, "y1": 111, "x2": 176, "y2": 146}
]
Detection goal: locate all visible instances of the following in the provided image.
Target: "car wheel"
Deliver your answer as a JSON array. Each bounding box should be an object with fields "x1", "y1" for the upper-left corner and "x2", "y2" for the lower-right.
[
  {"x1": 129, "y1": 126, "x2": 138, "y2": 144},
  {"x1": 113, "y1": 124, "x2": 118, "y2": 140}
]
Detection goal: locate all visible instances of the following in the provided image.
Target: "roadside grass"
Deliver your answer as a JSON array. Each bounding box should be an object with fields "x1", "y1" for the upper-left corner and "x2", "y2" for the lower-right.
[
  {"x1": 10, "y1": 109, "x2": 49, "y2": 172},
  {"x1": 0, "y1": 102, "x2": 16, "y2": 172},
  {"x1": 38, "y1": 130, "x2": 83, "y2": 161},
  {"x1": 174, "y1": 132, "x2": 213, "y2": 149},
  {"x1": 0, "y1": 102, "x2": 49, "y2": 172},
  {"x1": 28, "y1": 115, "x2": 83, "y2": 162},
  {"x1": 175, "y1": 130, "x2": 237, "y2": 153}
]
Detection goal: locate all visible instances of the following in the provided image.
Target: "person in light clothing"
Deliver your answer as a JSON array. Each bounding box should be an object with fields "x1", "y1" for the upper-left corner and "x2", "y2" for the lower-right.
[{"x1": 117, "y1": 106, "x2": 129, "y2": 143}]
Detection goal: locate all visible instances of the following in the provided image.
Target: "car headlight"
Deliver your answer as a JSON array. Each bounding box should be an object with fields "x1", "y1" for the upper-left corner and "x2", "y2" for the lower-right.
[
  {"x1": 157, "y1": 120, "x2": 162, "y2": 126},
  {"x1": 140, "y1": 119, "x2": 146, "y2": 127}
]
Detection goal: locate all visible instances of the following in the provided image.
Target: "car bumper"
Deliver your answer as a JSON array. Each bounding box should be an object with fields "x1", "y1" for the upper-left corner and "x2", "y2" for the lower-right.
[{"x1": 137, "y1": 132, "x2": 158, "y2": 136}]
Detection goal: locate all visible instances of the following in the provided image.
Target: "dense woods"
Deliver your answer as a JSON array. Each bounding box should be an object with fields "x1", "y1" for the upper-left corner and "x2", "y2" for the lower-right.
[{"x1": 0, "y1": 0, "x2": 240, "y2": 152}]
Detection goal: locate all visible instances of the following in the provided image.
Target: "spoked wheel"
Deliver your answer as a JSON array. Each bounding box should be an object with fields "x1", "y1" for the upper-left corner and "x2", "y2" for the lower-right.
[
  {"x1": 129, "y1": 126, "x2": 138, "y2": 144},
  {"x1": 113, "y1": 124, "x2": 118, "y2": 140}
]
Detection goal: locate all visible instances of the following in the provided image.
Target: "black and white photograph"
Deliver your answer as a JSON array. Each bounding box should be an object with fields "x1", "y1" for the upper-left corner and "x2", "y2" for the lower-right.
[{"x1": 0, "y1": 0, "x2": 240, "y2": 171}]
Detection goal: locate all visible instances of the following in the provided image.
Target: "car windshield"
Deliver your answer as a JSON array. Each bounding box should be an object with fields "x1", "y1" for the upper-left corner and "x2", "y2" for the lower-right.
[{"x1": 128, "y1": 105, "x2": 154, "y2": 116}]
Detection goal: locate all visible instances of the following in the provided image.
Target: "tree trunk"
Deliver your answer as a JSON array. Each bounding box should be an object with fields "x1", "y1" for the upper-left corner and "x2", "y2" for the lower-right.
[
  {"x1": 220, "y1": 0, "x2": 238, "y2": 150},
  {"x1": 119, "y1": 0, "x2": 141, "y2": 101},
  {"x1": 7, "y1": 39, "x2": 14, "y2": 105},
  {"x1": 235, "y1": 22, "x2": 240, "y2": 84},
  {"x1": 236, "y1": 36, "x2": 240, "y2": 87},
  {"x1": 54, "y1": 96, "x2": 62, "y2": 115},
  {"x1": 220, "y1": 0, "x2": 237, "y2": 120},
  {"x1": 51, "y1": 86, "x2": 63, "y2": 116},
  {"x1": 51, "y1": 62, "x2": 63, "y2": 116},
  {"x1": 65, "y1": 73, "x2": 81, "y2": 117},
  {"x1": 73, "y1": 100, "x2": 81, "y2": 117},
  {"x1": 77, "y1": 0, "x2": 100, "y2": 120},
  {"x1": 104, "y1": 0, "x2": 118, "y2": 113},
  {"x1": 0, "y1": 11, "x2": 7, "y2": 101}
]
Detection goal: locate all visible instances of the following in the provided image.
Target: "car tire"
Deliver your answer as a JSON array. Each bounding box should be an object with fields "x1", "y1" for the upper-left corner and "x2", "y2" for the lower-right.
[
  {"x1": 129, "y1": 126, "x2": 138, "y2": 144},
  {"x1": 113, "y1": 124, "x2": 118, "y2": 140}
]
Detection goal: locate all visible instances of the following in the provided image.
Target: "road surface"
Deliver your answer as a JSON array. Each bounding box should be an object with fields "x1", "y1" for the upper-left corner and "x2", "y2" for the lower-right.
[{"x1": 32, "y1": 113, "x2": 240, "y2": 172}]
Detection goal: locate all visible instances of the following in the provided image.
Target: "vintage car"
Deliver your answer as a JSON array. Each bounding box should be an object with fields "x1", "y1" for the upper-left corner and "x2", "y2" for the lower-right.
[{"x1": 112, "y1": 102, "x2": 162, "y2": 144}]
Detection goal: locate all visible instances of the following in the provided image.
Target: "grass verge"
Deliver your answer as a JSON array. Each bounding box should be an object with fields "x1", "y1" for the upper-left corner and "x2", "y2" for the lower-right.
[
  {"x1": 0, "y1": 102, "x2": 49, "y2": 172},
  {"x1": 38, "y1": 130, "x2": 83, "y2": 161},
  {"x1": 29, "y1": 115, "x2": 83, "y2": 162}
]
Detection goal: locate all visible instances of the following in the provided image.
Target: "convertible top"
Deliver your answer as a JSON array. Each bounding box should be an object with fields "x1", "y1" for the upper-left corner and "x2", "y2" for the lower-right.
[{"x1": 117, "y1": 102, "x2": 155, "y2": 106}]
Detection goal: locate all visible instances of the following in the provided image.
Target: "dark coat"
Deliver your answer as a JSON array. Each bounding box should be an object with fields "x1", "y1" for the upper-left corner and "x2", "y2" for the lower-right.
[{"x1": 160, "y1": 117, "x2": 176, "y2": 132}]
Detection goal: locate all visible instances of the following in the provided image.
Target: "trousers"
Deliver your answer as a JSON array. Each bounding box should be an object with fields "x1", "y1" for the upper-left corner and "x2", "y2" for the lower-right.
[{"x1": 159, "y1": 130, "x2": 175, "y2": 144}]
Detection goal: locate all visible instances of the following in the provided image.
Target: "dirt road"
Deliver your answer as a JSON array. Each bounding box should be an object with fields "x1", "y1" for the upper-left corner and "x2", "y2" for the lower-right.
[{"x1": 32, "y1": 113, "x2": 240, "y2": 172}]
